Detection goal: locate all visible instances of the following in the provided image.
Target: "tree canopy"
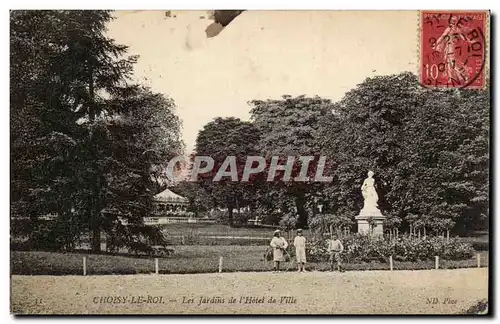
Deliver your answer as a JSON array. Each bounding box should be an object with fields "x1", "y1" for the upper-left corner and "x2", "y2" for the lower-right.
[
  {"x1": 249, "y1": 95, "x2": 332, "y2": 229},
  {"x1": 193, "y1": 117, "x2": 260, "y2": 226},
  {"x1": 193, "y1": 74, "x2": 488, "y2": 235},
  {"x1": 11, "y1": 10, "x2": 488, "y2": 247},
  {"x1": 11, "y1": 10, "x2": 183, "y2": 251},
  {"x1": 318, "y1": 72, "x2": 489, "y2": 234}
]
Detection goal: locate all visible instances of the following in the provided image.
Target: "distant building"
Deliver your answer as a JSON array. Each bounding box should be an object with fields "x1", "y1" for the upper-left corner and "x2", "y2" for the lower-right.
[
  {"x1": 144, "y1": 188, "x2": 194, "y2": 225},
  {"x1": 153, "y1": 188, "x2": 189, "y2": 215}
]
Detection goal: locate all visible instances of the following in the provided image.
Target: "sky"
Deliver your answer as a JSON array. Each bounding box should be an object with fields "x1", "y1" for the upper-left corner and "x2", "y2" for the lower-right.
[{"x1": 106, "y1": 10, "x2": 419, "y2": 153}]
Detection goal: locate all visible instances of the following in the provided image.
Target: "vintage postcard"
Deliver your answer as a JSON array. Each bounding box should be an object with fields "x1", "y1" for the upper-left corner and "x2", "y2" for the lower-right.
[{"x1": 10, "y1": 10, "x2": 490, "y2": 315}]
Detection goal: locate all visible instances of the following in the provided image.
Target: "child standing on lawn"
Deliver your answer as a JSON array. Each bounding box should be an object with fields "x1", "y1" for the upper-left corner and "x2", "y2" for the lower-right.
[
  {"x1": 270, "y1": 230, "x2": 288, "y2": 272},
  {"x1": 327, "y1": 233, "x2": 345, "y2": 272},
  {"x1": 293, "y1": 229, "x2": 307, "y2": 272}
]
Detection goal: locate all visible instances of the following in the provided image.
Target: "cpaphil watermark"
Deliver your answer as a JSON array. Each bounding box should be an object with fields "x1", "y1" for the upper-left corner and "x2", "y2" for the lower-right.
[{"x1": 166, "y1": 156, "x2": 333, "y2": 183}]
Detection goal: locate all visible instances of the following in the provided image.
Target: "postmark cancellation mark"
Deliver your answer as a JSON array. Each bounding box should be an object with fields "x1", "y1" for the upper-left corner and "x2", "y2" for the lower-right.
[{"x1": 420, "y1": 11, "x2": 488, "y2": 89}]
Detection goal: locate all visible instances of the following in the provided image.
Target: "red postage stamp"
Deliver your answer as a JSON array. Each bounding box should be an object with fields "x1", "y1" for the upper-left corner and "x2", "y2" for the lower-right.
[{"x1": 420, "y1": 11, "x2": 488, "y2": 89}]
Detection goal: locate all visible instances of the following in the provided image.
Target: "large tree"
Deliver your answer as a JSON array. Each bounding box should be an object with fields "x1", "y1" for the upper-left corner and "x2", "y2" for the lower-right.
[
  {"x1": 249, "y1": 95, "x2": 332, "y2": 229},
  {"x1": 318, "y1": 72, "x2": 489, "y2": 235},
  {"x1": 11, "y1": 10, "x2": 183, "y2": 251},
  {"x1": 97, "y1": 85, "x2": 183, "y2": 251},
  {"x1": 193, "y1": 117, "x2": 260, "y2": 226}
]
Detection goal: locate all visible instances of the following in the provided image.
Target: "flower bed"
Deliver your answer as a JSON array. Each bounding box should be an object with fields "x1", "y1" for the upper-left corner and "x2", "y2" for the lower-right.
[{"x1": 306, "y1": 234, "x2": 475, "y2": 263}]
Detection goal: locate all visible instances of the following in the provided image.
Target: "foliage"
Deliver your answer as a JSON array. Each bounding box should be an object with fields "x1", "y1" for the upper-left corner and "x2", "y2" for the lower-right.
[
  {"x1": 383, "y1": 216, "x2": 402, "y2": 232},
  {"x1": 173, "y1": 181, "x2": 214, "y2": 217},
  {"x1": 307, "y1": 213, "x2": 353, "y2": 237},
  {"x1": 306, "y1": 234, "x2": 475, "y2": 263},
  {"x1": 10, "y1": 10, "x2": 182, "y2": 252},
  {"x1": 278, "y1": 213, "x2": 298, "y2": 230},
  {"x1": 99, "y1": 86, "x2": 183, "y2": 251},
  {"x1": 193, "y1": 117, "x2": 261, "y2": 226},
  {"x1": 317, "y1": 72, "x2": 489, "y2": 235},
  {"x1": 11, "y1": 10, "x2": 489, "y2": 253},
  {"x1": 249, "y1": 95, "x2": 333, "y2": 229},
  {"x1": 306, "y1": 237, "x2": 329, "y2": 262}
]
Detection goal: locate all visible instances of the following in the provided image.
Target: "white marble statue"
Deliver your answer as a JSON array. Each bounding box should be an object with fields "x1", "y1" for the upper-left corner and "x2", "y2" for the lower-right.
[{"x1": 360, "y1": 170, "x2": 381, "y2": 214}]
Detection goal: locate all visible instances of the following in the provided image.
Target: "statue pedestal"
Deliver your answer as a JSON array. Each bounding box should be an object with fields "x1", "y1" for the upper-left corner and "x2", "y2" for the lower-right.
[
  {"x1": 357, "y1": 171, "x2": 385, "y2": 236},
  {"x1": 355, "y1": 210, "x2": 385, "y2": 236}
]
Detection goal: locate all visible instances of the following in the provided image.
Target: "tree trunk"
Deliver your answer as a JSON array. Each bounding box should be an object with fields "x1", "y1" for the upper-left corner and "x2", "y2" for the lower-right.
[
  {"x1": 295, "y1": 194, "x2": 307, "y2": 229},
  {"x1": 446, "y1": 229, "x2": 450, "y2": 242},
  {"x1": 250, "y1": 202, "x2": 256, "y2": 219},
  {"x1": 227, "y1": 206, "x2": 234, "y2": 227},
  {"x1": 90, "y1": 181, "x2": 102, "y2": 253},
  {"x1": 88, "y1": 65, "x2": 101, "y2": 253},
  {"x1": 235, "y1": 196, "x2": 240, "y2": 216},
  {"x1": 91, "y1": 221, "x2": 101, "y2": 252}
]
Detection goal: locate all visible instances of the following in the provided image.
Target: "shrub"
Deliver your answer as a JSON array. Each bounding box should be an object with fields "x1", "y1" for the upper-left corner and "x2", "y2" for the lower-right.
[
  {"x1": 29, "y1": 222, "x2": 68, "y2": 251},
  {"x1": 278, "y1": 214, "x2": 298, "y2": 230},
  {"x1": 232, "y1": 211, "x2": 254, "y2": 225},
  {"x1": 308, "y1": 214, "x2": 354, "y2": 240},
  {"x1": 305, "y1": 234, "x2": 475, "y2": 263},
  {"x1": 441, "y1": 239, "x2": 476, "y2": 260},
  {"x1": 306, "y1": 237, "x2": 329, "y2": 262},
  {"x1": 209, "y1": 210, "x2": 229, "y2": 223}
]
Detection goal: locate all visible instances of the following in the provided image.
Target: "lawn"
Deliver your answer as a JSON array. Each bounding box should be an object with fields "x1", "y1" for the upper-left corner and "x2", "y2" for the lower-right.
[
  {"x1": 158, "y1": 223, "x2": 302, "y2": 245},
  {"x1": 72, "y1": 224, "x2": 292, "y2": 247},
  {"x1": 160, "y1": 223, "x2": 276, "y2": 237},
  {"x1": 11, "y1": 246, "x2": 489, "y2": 276}
]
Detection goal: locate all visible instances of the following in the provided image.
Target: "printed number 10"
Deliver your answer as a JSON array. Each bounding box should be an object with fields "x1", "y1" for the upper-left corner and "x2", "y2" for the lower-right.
[{"x1": 425, "y1": 64, "x2": 439, "y2": 80}]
